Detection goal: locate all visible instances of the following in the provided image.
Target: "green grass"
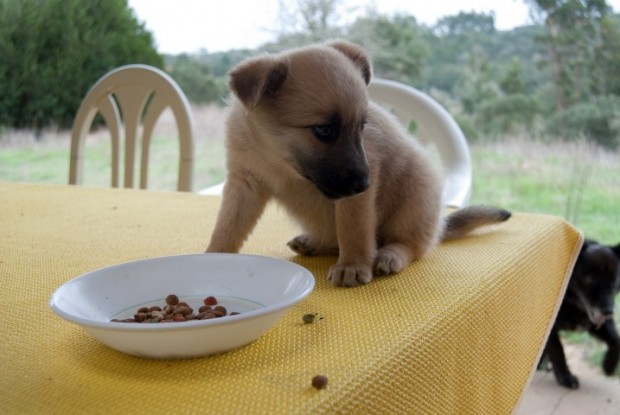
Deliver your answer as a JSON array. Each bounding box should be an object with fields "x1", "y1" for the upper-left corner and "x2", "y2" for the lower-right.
[
  {"x1": 1, "y1": 131, "x2": 618, "y2": 240},
  {"x1": 469, "y1": 139, "x2": 620, "y2": 243},
  {"x1": 0, "y1": 130, "x2": 226, "y2": 191},
  {"x1": 2, "y1": 131, "x2": 618, "y2": 240},
  {"x1": 0, "y1": 144, "x2": 70, "y2": 182}
]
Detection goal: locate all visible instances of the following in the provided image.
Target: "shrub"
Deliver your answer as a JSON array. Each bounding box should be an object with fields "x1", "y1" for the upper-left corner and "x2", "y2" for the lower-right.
[
  {"x1": 546, "y1": 96, "x2": 620, "y2": 149},
  {"x1": 454, "y1": 114, "x2": 479, "y2": 142},
  {"x1": 166, "y1": 55, "x2": 228, "y2": 105},
  {"x1": 476, "y1": 93, "x2": 540, "y2": 136}
]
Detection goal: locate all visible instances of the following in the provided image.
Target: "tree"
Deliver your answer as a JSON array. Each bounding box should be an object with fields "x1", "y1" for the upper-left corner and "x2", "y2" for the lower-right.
[
  {"x1": 499, "y1": 58, "x2": 526, "y2": 95},
  {"x1": 473, "y1": 57, "x2": 540, "y2": 135},
  {"x1": 592, "y1": 14, "x2": 620, "y2": 95},
  {"x1": 525, "y1": 1, "x2": 620, "y2": 146},
  {"x1": 0, "y1": 0, "x2": 163, "y2": 129},
  {"x1": 347, "y1": 14, "x2": 428, "y2": 86},
  {"x1": 454, "y1": 45, "x2": 499, "y2": 114},
  {"x1": 277, "y1": 0, "x2": 344, "y2": 42},
  {"x1": 423, "y1": 12, "x2": 498, "y2": 93},
  {"x1": 525, "y1": 0, "x2": 611, "y2": 109},
  {"x1": 166, "y1": 54, "x2": 227, "y2": 105},
  {"x1": 433, "y1": 11, "x2": 496, "y2": 36}
]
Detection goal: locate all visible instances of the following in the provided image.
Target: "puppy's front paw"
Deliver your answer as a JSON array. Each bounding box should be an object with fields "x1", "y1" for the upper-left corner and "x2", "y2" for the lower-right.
[
  {"x1": 374, "y1": 247, "x2": 407, "y2": 276},
  {"x1": 287, "y1": 235, "x2": 319, "y2": 255},
  {"x1": 287, "y1": 235, "x2": 338, "y2": 256},
  {"x1": 328, "y1": 263, "x2": 373, "y2": 287}
]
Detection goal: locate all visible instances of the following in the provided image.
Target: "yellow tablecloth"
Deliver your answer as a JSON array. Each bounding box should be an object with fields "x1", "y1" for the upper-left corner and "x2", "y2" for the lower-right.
[{"x1": 0, "y1": 182, "x2": 582, "y2": 414}]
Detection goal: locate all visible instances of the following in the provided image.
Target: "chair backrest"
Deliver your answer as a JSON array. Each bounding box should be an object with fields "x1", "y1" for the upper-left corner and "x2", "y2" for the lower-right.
[
  {"x1": 368, "y1": 79, "x2": 472, "y2": 208},
  {"x1": 69, "y1": 64, "x2": 195, "y2": 191}
]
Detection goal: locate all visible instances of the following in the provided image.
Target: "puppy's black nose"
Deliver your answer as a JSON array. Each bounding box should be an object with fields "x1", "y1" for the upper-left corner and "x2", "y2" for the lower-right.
[{"x1": 351, "y1": 176, "x2": 369, "y2": 194}]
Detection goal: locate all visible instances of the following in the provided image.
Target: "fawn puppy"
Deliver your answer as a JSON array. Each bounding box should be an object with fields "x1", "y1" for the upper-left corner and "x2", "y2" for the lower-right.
[{"x1": 207, "y1": 40, "x2": 510, "y2": 287}]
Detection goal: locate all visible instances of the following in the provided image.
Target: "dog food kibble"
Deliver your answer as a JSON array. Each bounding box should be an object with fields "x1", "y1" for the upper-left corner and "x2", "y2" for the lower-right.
[
  {"x1": 111, "y1": 295, "x2": 239, "y2": 323},
  {"x1": 311, "y1": 375, "x2": 328, "y2": 389},
  {"x1": 204, "y1": 296, "x2": 218, "y2": 306},
  {"x1": 165, "y1": 294, "x2": 179, "y2": 306}
]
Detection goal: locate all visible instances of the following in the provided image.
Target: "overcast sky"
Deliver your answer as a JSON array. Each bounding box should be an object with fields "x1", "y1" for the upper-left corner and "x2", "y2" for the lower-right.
[{"x1": 127, "y1": 0, "x2": 620, "y2": 54}]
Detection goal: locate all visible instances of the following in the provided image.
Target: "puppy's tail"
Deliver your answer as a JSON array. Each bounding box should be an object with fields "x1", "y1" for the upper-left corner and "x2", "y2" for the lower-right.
[{"x1": 441, "y1": 205, "x2": 511, "y2": 241}]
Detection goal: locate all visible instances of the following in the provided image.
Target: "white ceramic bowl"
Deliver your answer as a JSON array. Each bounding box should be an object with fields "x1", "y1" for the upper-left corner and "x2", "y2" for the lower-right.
[{"x1": 50, "y1": 254, "x2": 315, "y2": 359}]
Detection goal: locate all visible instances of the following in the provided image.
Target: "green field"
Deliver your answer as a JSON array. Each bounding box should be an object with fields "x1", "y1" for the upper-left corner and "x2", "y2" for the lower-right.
[
  {"x1": 0, "y1": 128, "x2": 227, "y2": 192},
  {"x1": 469, "y1": 139, "x2": 620, "y2": 243},
  {"x1": 2, "y1": 128, "x2": 618, "y2": 242}
]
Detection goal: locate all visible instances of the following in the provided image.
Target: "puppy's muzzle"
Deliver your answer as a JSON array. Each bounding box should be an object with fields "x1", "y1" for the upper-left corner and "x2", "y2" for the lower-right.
[
  {"x1": 336, "y1": 171, "x2": 370, "y2": 197},
  {"x1": 315, "y1": 168, "x2": 370, "y2": 199},
  {"x1": 295, "y1": 141, "x2": 370, "y2": 199},
  {"x1": 351, "y1": 175, "x2": 370, "y2": 193}
]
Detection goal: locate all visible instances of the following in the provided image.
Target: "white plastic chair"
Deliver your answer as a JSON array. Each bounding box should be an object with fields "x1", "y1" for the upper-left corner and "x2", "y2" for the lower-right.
[
  {"x1": 367, "y1": 79, "x2": 472, "y2": 207},
  {"x1": 69, "y1": 64, "x2": 195, "y2": 192},
  {"x1": 200, "y1": 78, "x2": 472, "y2": 207}
]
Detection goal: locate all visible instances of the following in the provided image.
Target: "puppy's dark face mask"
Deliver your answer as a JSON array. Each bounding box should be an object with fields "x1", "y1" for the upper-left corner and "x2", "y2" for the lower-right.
[
  {"x1": 228, "y1": 40, "x2": 373, "y2": 200},
  {"x1": 292, "y1": 113, "x2": 369, "y2": 199}
]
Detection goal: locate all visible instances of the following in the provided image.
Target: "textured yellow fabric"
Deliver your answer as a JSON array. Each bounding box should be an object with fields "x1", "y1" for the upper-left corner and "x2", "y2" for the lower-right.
[{"x1": 0, "y1": 182, "x2": 582, "y2": 414}]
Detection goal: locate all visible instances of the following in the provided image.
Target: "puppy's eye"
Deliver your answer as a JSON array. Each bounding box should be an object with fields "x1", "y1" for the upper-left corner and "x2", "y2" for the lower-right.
[{"x1": 312, "y1": 124, "x2": 337, "y2": 143}]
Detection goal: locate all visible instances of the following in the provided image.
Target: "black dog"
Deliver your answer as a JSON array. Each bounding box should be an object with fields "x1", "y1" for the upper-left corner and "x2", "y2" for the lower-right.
[{"x1": 540, "y1": 239, "x2": 620, "y2": 389}]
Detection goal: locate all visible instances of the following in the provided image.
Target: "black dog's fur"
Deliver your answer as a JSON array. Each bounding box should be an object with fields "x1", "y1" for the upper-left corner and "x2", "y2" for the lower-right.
[{"x1": 540, "y1": 239, "x2": 620, "y2": 388}]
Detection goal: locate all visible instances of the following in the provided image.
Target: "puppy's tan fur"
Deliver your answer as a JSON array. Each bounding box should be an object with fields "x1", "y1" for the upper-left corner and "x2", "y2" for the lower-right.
[{"x1": 206, "y1": 40, "x2": 510, "y2": 287}]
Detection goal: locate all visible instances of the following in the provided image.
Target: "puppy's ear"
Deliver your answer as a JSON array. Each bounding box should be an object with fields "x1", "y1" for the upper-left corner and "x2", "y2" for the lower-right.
[
  {"x1": 229, "y1": 56, "x2": 288, "y2": 110},
  {"x1": 613, "y1": 243, "x2": 620, "y2": 259},
  {"x1": 328, "y1": 40, "x2": 372, "y2": 85}
]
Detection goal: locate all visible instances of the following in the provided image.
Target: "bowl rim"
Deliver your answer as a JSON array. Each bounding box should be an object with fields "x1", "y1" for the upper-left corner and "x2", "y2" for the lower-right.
[{"x1": 49, "y1": 253, "x2": 315, "y2": 332}]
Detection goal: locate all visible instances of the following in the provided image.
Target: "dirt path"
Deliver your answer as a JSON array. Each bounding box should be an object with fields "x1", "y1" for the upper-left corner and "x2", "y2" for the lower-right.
[{"x1": 516, "y1": 344, "x2": 620, "y2": 414}]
